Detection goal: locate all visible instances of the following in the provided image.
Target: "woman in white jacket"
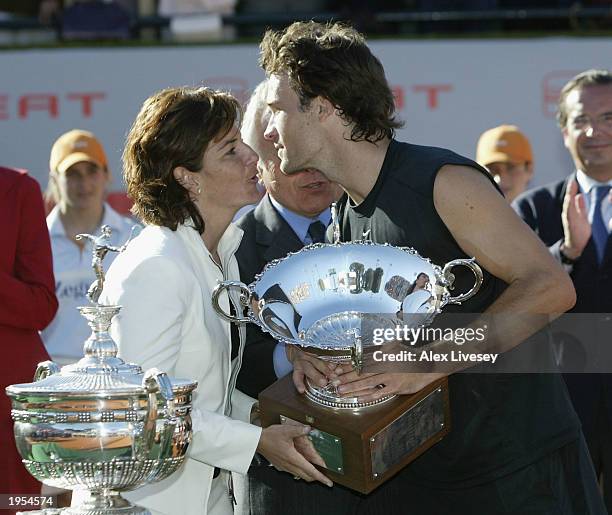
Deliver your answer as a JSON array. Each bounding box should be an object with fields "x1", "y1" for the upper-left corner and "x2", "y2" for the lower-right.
[{"x1": 91, "y1": 87, "x2": 332, "y2": 515}]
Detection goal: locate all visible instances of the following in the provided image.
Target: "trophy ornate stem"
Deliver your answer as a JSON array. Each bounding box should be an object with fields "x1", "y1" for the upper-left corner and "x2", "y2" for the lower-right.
[{"x1": 79, "y1": 305, "x2": 121, "y2": 359}]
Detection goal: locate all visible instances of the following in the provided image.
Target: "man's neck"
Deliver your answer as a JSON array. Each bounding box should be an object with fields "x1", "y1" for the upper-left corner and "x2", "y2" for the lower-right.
[
  {"x1": 59, "y1": 203, "x2": 105, "y2": 242},
  {"x1": 330, "y1": 137, "x2": 391, "y2": 205}
]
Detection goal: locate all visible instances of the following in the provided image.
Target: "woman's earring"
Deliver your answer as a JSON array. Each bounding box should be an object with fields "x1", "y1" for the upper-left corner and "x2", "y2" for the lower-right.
[{"x1": 196, "y1": 183, "x2": 202, "y2": 195}]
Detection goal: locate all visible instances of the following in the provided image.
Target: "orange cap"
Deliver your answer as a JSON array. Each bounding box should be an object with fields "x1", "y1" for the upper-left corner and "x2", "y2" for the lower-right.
[
  {"x1": 476, "y1": 125, "x2": 533, "y2": 167},
  {"x1": 49, "y1": 129, "x2": 108, "y2": 174}
]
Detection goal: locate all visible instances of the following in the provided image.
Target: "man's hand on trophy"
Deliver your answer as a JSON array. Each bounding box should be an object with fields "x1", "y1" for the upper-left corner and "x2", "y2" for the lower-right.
[
  {"x1": 257, "y1": 423, "x2": 333, "y2": 487},
  {"x1": 286, "y1": 345, "x2": 339, "y2": 394},
  {"x1": 333, "y1": 371, "x2": 444, "y2": 403}
]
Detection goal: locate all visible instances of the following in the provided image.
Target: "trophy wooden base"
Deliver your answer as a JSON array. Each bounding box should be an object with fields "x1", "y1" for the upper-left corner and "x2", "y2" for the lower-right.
[{"x1": 258, "y1": 375, "x2": 450, "y2": 494}]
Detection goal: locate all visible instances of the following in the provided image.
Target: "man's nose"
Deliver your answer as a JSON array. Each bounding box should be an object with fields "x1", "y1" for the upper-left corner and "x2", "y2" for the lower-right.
[
  {"x1": 264, "y1": 119, "x2": 278, "y2": 141},
  {"x1": 583, "y1": 117, "x2": 608, "y2": 137}
]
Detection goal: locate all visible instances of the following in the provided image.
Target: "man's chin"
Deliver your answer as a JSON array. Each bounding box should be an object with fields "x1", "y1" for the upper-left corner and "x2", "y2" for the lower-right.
[{"x1": 279, "y1": 160, "x2": 300, "y2": 176}]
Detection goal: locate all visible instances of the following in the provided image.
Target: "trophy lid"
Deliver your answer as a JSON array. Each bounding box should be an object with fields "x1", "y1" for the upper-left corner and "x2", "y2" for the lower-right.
[
  {"x1": 6, "y1": 359, "x2": 144, "y2": 396},
  {"x1": 6, "y1": 305, "x2": 196, "y2": 398},
  {"x1": 6, "y1": 362, "x2": 197, "y2": 397}
]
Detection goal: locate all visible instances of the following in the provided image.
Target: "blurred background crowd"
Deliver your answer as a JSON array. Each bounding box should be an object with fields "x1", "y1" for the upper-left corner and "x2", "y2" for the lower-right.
[{"x1": 1, "y1": 0, "x2": 612, "y2": 44}]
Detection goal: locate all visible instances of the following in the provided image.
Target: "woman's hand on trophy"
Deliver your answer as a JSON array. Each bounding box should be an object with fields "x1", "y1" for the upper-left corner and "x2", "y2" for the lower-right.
[
  {"x1": 286, "y1": 345, "x2": 339, "y2": 394},
  {"x1": 333, "y1": 372, "x2": 444, "y2": 402},
  {"x1": 295, "y1": 434, "x2": 327, "y2": 468},
  {"x1": 257, "y1": 424, "x2": 333, "y2": 487}
]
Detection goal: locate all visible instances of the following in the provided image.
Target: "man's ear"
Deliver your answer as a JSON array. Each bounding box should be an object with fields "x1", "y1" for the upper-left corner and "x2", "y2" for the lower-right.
[
  {"x1": 48, "y1": 171, "x2": 58, "y2": 191},
  {"x1": 315, "y1": 96, "x2": 335, "y2": 121},
  {"x1": 561, "y1": 127, "x2": 570, "y2": 151}
]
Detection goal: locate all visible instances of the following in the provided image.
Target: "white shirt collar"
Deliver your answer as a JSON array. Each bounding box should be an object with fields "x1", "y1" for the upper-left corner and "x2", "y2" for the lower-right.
[
  {"x1": 268, "y1": 194, "x2": 331, "y2": 243},
  {"x1": 47, "y1": 202, "x2": 129, "y2": 238},
  {"x1": 575, "y1": 169, "x2": 612, "y2": 194},
  {"x1": 179, "y1": 218, "x2": 243, "y2": 267}
]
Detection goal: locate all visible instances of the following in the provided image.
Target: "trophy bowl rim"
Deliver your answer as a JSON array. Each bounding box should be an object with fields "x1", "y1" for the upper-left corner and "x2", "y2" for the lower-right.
[
  {"x1": 252, "y1": 241, "x2": 443, "y2": 287},
  {"x1": 247, "y1": 240, "x2": 446, "y2": 350}
]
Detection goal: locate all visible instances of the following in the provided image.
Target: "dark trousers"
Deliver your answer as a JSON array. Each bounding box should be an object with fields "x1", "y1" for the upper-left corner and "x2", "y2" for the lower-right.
[
  {"x1": 248, "y1": 437, "x2": 606, "y2": 515},
  {"x1": 563, "y1": 374, "x2": 612, "y2": 512},
  {"x1": 589, "y1": 396, "x2": 612, "y2": 511}
]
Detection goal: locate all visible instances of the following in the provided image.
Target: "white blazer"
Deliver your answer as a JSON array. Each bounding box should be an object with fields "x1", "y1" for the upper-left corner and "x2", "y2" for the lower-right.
[{"x1": 97, "y1": 221, "x2": 261, "y2": 515}]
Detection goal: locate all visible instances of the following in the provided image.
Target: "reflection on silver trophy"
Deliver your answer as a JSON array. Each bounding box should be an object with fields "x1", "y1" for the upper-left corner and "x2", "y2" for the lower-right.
[
  {"x1": 5, "y1": 226, "x2": 197, "y2": 515},
  {"x1": 213, "y1": 204, "x2": 483, "y2": 410}
]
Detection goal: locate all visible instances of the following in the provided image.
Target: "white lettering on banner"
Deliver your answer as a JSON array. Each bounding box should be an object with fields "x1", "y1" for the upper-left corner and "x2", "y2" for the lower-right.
[{"x1": 0, "y1": 92, "x2": 106, "y2": 120}]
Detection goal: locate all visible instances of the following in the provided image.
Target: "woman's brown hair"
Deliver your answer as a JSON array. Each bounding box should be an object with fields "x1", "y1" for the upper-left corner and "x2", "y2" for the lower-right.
[{"x1": 123, "y1": 86, "x2": 241, "y2": 233}]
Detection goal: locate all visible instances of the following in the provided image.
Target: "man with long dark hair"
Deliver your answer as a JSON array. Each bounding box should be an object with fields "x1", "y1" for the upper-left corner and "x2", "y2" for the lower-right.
[{"x1": 258, "y1": 21, "x2": 604, "y2": 514}]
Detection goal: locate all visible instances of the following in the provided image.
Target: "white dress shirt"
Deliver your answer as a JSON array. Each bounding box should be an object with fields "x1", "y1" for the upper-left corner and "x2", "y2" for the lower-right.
[{"x1": 42, "y1": 203, "x2": 137, "y2": 363}]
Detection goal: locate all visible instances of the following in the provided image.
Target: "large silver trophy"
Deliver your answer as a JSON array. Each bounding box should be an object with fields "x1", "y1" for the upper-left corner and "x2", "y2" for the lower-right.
[
  {"x1": 6, "y1": 226, "x2": 198, "y2": 515},
  {"x1": 212, "y1": 206, "x2": 483, "y2": 493}
]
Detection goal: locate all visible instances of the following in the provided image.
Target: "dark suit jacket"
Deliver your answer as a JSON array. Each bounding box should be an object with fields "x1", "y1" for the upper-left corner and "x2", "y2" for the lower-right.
[
  {"x1": 513, "y1": 174, "x2": 612, "y2": 313},
  {"x1": 513, "y1": 174, "x2": 612, "y2": 436},
  {"x1": 235, "y1": 195, "x2": 304, "y2": 398}
]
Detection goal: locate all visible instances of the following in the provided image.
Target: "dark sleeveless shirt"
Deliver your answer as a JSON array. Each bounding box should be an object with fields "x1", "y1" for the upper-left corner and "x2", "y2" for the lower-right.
[{"x1": 336, "y1": 140, "x2": 580, "y2": 487}]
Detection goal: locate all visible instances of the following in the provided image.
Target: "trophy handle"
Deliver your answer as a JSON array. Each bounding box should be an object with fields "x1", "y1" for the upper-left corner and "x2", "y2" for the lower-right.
[
  {"x1": 33, "y1": 360, "x2": 61, "y2": 381},
  {"x1": 135, "y1": 369, "x2": 176, "y2": 460},
  {"x1": 440, "y1": 258, "x2": 484, "y2": 306},
  {"x1": 212, "y1": 280, "x2": 251, "y2": 323}
]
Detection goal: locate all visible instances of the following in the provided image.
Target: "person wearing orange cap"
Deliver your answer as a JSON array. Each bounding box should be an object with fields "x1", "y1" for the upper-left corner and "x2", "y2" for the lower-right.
[
  {"x1": 476, "y1": 124, "x2": 534, "y2": 203},
  {"x1": 41, "y1": 129, "x2": 136, "y2": 365}
]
